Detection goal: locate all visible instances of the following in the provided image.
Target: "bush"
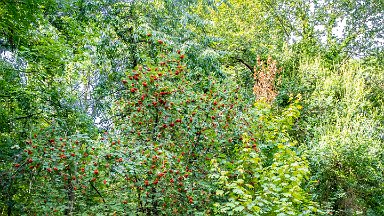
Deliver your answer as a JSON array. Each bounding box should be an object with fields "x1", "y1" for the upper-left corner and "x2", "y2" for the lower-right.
[
  {"x1": 292, "y1": 58, "x2": 384, "y2": 215},
  {"x1": 211, "y1": 96, "x2": 319, "y2": 215}
]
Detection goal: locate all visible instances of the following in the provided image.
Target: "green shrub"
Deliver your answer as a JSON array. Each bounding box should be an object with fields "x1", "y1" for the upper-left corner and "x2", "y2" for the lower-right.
[
  {"x1": 211, "y1": 97, "x2": 319, "y2": 215},
  {"x1": 292, "y1": 58, "x2": 384, "y2": 215}
]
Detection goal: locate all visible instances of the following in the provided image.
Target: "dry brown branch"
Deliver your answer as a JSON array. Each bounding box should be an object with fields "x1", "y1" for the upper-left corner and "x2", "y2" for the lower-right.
[{"x1": 253, "y1": 56, "x2": 281, "y2": 103}]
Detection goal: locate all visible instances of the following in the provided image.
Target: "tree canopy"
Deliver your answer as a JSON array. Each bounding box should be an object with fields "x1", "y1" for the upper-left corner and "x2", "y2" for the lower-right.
[{"x1": 1, "y1": 0, "x2": 383, "y2": 215}]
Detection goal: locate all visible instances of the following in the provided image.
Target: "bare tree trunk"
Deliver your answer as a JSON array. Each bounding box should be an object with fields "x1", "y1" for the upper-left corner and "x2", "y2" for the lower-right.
[{"x1": 64, "y1": 177, "x2": 75, "y2": 215}]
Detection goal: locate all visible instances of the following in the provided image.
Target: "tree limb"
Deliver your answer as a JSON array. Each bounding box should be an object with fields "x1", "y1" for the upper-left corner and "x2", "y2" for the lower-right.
[
  {"x1": 236, "y1": 58, "x2": 254, "y2": 72},
  {"x1": 11, "y1": 112, "x2": 42, "y2": 121},
  {"x1": 90, "y1": 182, "x2": 106, "y2": 203}
]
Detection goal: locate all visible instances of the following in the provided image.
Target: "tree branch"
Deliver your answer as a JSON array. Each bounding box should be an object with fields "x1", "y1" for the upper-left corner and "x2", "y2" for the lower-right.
[
  {"x1": 11, "y1": 112, "x2": 42, "y2": 121},
  {"x1": 236, "y1": 58, "x2": 254, "y2": 72},
  {"x1": 261, "y1": 0, "x2": 292, "y2": 39},
  {"x1": 90, "y1": 182, "x2": 106, "y2": 203}
]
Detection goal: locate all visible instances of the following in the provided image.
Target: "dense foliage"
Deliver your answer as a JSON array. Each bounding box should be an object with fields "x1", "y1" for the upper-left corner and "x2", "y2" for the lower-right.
[{"x1": 1, "y1": 0, "x2": 383, "y2": 215}]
